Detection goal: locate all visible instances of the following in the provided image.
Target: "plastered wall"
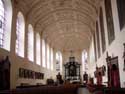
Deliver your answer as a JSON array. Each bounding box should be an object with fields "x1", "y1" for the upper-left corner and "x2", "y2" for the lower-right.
[
  {"x1": 0, "y1": 48, "x2": 58, "y2": 89},
  {"x1": 1, "y1": 0, "x2": 125, "y2": 89},
  {"x1": 0, "y1": 1, "x2": 58, "y2": 89},
  {"x1": 88, "y1": 0, "x2": 125, "y2": 87}
]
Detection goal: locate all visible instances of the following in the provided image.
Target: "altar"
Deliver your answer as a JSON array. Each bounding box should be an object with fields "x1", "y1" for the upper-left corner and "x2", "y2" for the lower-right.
[{"x1": 64, "y1": 57, "x2": 81, "y2": 83}]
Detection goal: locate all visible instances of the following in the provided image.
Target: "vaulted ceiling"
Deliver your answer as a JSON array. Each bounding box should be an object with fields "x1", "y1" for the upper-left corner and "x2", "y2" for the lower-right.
[{"x1": 14, "y1": 0, "x2": 101, "y2": 52}]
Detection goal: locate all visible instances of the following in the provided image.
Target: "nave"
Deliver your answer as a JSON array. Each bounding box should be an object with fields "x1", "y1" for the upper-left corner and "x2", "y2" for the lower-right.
[{"x1": 0, "y1": 0, "x2": 125, "y2": 94}]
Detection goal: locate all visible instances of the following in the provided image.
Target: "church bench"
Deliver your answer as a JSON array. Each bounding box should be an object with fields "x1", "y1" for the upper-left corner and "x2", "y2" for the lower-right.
[
  {"x1": 87, "y1": 84, "x2": 105, "y2": 93},
  {"x1": 102, "y1": 87, "x2": 125, "y2": 94},
  {"x1": 94, "y1": 87, "x2": 125, "y2": 94},
  {"x1": 16, "y1": 84, "x2": 46, "y2": 88},
  {"x1": 0, "y1": 85, "x2": 79, "y2": 94}
]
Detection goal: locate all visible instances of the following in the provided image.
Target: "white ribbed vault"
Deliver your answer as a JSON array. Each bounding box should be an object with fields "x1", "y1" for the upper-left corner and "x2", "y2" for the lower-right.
[{"x1": 14, "y1": 0, "x2": 101, "y2": 52}]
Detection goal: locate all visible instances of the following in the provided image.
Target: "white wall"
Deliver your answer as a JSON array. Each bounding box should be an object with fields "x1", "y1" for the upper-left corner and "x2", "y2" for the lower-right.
[
  {"x1": 0, "y1": 1, "x2": 58, "y2": 89},
  {"x1": 1, "y1": 0, "x2": 125, "y2": 89},
  {"x1": 88, "y1": 0, "x2": 125, "y2": 87}
]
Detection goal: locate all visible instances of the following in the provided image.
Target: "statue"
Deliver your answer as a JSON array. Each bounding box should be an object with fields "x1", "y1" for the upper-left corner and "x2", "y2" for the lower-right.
[
  {"x1": 83, "y1": 72, "x2": 88, "y2": 84},
  {"x1": 56, "y1": 72, "x2": 63, "y2": 84}
]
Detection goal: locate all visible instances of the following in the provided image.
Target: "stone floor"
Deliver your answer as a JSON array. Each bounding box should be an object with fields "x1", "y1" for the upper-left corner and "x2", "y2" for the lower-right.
[{"x1": 78, "y1": 87, "x2": 92, "y2": 94}]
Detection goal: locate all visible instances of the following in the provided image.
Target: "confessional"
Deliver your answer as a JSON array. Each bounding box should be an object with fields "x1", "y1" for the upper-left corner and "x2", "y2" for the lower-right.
[
  {"x1": 64, "y1": 57, "x2": 81, "y2": 83},
  {"x1": 106, "y1": 52, "x2": 120, "y2": 87},
  {"x1": 0, "y1": 56, "x2": 10, "y2": 90}
]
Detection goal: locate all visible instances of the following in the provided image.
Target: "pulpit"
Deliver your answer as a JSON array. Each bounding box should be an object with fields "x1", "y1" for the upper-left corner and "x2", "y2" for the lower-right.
[{"x1": 64, "y1": 57, "x2": 81, "y2": 83}]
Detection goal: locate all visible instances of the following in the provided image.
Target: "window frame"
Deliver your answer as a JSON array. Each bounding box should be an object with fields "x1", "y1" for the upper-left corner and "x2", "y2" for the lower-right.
[
  {"x1": 0, "y1": 0, "x2": 5, "y2": 47},
  {"x1": 27, "y1": 24, "x2": 34, "y2": 62}
]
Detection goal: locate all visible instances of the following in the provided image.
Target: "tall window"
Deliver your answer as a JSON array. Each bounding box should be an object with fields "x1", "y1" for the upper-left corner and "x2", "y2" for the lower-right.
[
  {"x1": 47, "y1": 44, "x2": 50, "y2": 69},
  {"x1": 42, "y1": 39, "x2": 46, "y2": 67},
  {"x1": 0, "y1": 0, "x2": 4, "y2": 47},
  {"x1": 82, "y1": 50, "x2": 88, "y2": 72},
  {"x1": 93, "y1": 33, "x2": 97, "y2": 62},
  {"x1": 56, "y1": 52, "x2": 62, "y2": 72},
  {"x1": 96, "y1": 22, "x2": 101, "y2": 58},
  {"x1": 50, "y1": 48, "x2": 53, "y2": 70},
  {"x1": 0, "y1": 0, "x2": 12, "y2": 50},
  {"x1": 28, "y1": 24, "x2": 34, "y2": 62},
  {"x1": 99, "y1": 8, "x2": 106, "y2": 53},
  {"x1": 117, "y1": 0, "x2": 125, "y2": 30},
  {"x1": 15, "y1": 12, "x2": 25, "y2": 57},
  {"x1": 105, "y1": 0, "x2": 115, "y2": 44},
  {"x1": 36, "y1": 33, "x2": 41, "y2": 65}
]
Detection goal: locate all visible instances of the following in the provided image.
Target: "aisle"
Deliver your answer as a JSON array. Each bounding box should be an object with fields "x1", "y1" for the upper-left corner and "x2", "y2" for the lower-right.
[{"x1": 78, "y1": 87, "x2": 92, "y2": 94}]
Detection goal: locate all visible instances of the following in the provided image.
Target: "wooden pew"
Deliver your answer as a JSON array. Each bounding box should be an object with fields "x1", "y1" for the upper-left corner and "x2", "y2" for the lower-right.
[
  {"x1": 87, "y1": 84, "x2": 105, "y2": 93},
  {"x1": 102, "y1": 87, "x2": 125, "y2": 94},
  {"x1": 94, "y1": 87, "x2": 125, "y2": 94},
  {"x1": 0, "y1": 84, "x2": 79, "y2": 94}
]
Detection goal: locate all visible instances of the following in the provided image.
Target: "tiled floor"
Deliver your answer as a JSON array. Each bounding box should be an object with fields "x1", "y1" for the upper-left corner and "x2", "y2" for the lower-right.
[{"x1": 78, "y1": 87, "x2": 92, "y2": 94}]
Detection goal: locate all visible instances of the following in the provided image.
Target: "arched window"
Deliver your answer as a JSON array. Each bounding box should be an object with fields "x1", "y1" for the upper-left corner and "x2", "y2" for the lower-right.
[
  {"x1": 99, "y1": 7, "x2": 106, "y2": 53},
  {"x1": 42, "y1": 39, "x2": 46, "y2": 67},
  {"x1": 93, "y1": 32, "x2": 97, "y2": 61},
  {"x1": 47, "y1": 44, "x2": 50, "y2": 69},
  {"x1": 36, "y1": 33, "x2": 41, "y2": 65},
  {"x1": 15, "y1": 12, "x2": 25, "y2": 57},
  {"x1": 117, "y1": 0, "x2": 125, "y2": 30},
  {"x1": 50, "y1": 48, "x2": 53, "y2": 70},
  {"x1": 96, "y1": 22, "x2": 101, "y2": 58},
  {"x1": 105, "y1": 0, "x2": 115, "y2": 44},
  {"x1": 28, "y1": 24, "x2": 34, "y2": 62},
  {"x1": 0, "y1": 0, "x2": 12, "y2": 50},
  {"x1": 0, "y1": 0, "x2": 5, "y2": 47},
  {"x1": 82, "y1": 50, "x2": 88, "y2": 72},
  {"x1": 56, "y1": 51, "x2": 62, "y2": 72}
]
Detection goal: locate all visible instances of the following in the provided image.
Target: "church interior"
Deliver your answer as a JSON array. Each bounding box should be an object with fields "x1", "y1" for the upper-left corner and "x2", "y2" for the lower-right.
[{"x1": 0, "y1": 0, "x2": 125, "y2": 94}]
